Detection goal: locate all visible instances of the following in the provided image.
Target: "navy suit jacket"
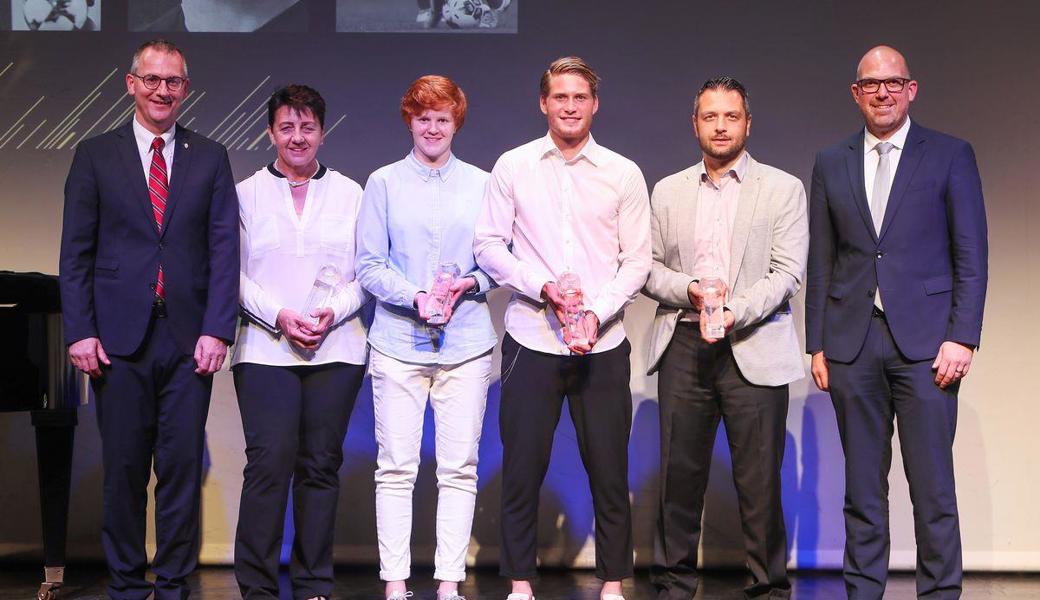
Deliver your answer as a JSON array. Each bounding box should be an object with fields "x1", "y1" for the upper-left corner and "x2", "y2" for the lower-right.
[
  {"x1": 805, "y1": 121, "x2": 987, "y2": 363},
  {"x1": 59, "y1": 122, "x2": 239, "y2": 356}
]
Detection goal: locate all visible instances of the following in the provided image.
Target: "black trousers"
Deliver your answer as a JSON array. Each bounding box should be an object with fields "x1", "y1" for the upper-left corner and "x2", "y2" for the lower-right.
[
  {"x1": 91, "y1": 313, "x2": 212, "y2": 600},
  {"x1": 828, "y1": 312, "x2": 962, "y2": 600},
  {"x1": 651, "y1": 323, "x2": 790, "y2": 600},
  {"x1": 232, "y1": 361, "x2": 365, "y2": 600},
  {"x1": 498, "y1": 334, "x2": 634, "y2": 581}
]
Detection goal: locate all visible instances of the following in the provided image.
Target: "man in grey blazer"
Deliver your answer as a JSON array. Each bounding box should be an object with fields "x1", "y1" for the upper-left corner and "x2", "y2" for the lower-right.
[{"x1": 644, "y1": 76, "x2": 808, "y2": 600}]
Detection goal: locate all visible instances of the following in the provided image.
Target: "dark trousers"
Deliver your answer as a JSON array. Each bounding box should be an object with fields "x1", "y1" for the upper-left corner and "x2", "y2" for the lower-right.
[
  {"x1": 828, "y1": 312, "x2": 962, "y2": 600},
  {"x1": 232, "y1": 361, "x2": 365, "y2": 600},
  {"x1": 498, "y1": 334, "x2": 634, "y2": 581},
  {"x1": 91, "y1": 313, "x2": 212, "y2": 600},
  {"x1": 651, "y1": 323, "x2": 790, "y2": 600}
]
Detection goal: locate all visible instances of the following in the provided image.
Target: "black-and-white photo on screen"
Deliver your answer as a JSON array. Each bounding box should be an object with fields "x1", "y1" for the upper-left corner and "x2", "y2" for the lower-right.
[
  {"x1": 338, "y1": 0, "x2": 517, "y2": 33},
  {"x1": 129, "y1": 0, "x2": 306, "y2": 32},
  {"x1": 8, "y1": 0, "x2": 100, "y2": 31}
]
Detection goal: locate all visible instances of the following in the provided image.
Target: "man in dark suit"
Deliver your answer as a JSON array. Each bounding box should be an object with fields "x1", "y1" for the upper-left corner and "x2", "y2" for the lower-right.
[
  {"x1": 806, "y1": 46, "x2": 987, "y2": 599},
  {"x1": 59, "y1": 39, "x2": 239, "y2": 599}
]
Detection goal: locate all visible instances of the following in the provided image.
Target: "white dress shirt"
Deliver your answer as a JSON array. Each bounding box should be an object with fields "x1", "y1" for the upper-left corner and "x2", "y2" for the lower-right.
[
  {"x1": 691, "y1": 151, "x2": 748, "y2": 284},
  {"x1": 863, "y1": 116, "x2": 911, "y2": 209},
  {"x1": 473, "y1": 133, "x2": 652, "y2": 355},
  {"x1": 864, "y1": 117, "x2": 911, "y2": 310},
  {"x1": 680, "y1": 152, "x2": 748, "y2": 322},
  {"x1": 231, "y1": 163, "x2": 370, "y2": 367},
  {"x1": 132, "y1": 116, "x2": 175, "y2": 185}
]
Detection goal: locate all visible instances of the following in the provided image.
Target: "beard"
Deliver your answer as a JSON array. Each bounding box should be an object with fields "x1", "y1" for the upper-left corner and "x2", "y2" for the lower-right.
[{"x1": 700, "y1": 137, "x2": 746, "y2": 164}]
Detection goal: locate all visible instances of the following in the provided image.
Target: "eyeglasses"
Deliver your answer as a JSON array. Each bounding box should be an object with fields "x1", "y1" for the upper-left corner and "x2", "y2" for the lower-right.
[
  {"x1": 132, "y1": 73, "x2": 187, "y2": 91},
  {"x1": 854, "y1": 78, "x2": 911, "y2": 93}
]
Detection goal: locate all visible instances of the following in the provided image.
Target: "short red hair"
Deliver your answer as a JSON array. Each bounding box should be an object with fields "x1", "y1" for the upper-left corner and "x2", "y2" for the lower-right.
[{"x1": 400, "y1": 75, "x2": 468, "y2": 130}]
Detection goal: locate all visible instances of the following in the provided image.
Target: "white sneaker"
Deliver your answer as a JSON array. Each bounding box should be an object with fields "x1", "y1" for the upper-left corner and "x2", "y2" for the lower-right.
[{"x1": 415, "y1": 8, "x2": 434, "y2": 28}]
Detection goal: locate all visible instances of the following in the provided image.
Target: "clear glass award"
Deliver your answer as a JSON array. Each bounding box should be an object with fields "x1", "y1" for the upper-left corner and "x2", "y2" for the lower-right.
[
  {"x1": 557, "y1": 271, "x2": 588, "y2": 346},
  {"x1": 700, "y1": 276, "x2": 726, "y2": 339},
  {"x1": 301, "y1": 264, "x2": 341, "y2": 325},
  {"x1": 426, "y1": 262, "x2": 460, "y2": 326}
]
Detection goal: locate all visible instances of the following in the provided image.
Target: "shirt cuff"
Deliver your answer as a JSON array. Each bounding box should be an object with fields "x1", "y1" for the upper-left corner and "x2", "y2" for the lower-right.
[
  {"x1": 587, "y1": 297, "x2": 612, "y2": 328},
  {"x1": 468, "y1": 270, "x2": 492, "y2": 296},
  {"x1": 395, "y1": 282, "x2": 425, "y2": 309},
  {"x1": 520, "y1": 269, "x2": 550, "y2": 303}
]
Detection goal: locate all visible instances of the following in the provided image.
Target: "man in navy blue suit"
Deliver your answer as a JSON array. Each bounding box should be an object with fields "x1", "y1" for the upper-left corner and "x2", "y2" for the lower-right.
[
  {"x1": 59, "y1": 39, "x2": 238, "y2": 599},
  {"x1": 806, "y1": 46, "x2": 987, "y2": 599}
]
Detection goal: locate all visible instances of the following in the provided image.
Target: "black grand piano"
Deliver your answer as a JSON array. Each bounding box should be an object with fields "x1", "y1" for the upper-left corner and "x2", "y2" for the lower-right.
[{"x1": 0, "y1": 271, "x2": 81, "y2": 600}]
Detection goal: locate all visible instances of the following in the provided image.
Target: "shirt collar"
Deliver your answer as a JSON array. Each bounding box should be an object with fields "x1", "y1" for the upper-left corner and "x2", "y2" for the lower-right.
[
  {"x1": 132, "y1": 115, "x2": 175, "y2": 155},
  {"x1": 539, "y1": 132, "x2": 601, "y2": 166},
  {"x1": 406, "y1": 149, "x2": 456, "y2": 182},
  {"x1": 693, "y1": 150, "x2": 749, "y2": 186},
  {"x1": 266, "y1": 161, "x2": 328, "y2": 181},
  {"x1": 864, "y1": 116, "x2": 911, "y2": 155}
]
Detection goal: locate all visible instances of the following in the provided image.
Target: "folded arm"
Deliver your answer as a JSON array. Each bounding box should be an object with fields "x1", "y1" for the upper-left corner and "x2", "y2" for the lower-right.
[
  {"x1": 726, "y1": 179, "x2": 809, "y2": 331},
  {"x1": 586, "y1": 167, "x2": 652, "y2": 325},
  {"x1": 472, "y1": 157, "x2": 551, "y2": 302},
  {"x1": 643, "y1": 185, "x2": 696, "y2": 308},
  {"x1": 354, "y1": 174, "x2": 424, "y2": 309}
]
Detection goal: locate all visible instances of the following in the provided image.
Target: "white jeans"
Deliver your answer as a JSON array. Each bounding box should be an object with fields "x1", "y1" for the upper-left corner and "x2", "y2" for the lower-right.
[{"x1": 369, "y1": 348, "x2": 492, "y2": 582}]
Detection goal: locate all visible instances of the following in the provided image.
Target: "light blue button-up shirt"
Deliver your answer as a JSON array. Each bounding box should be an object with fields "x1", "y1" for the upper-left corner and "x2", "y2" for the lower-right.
[{"x1": 356, "y1": 151, "x2": 496, "y2": 365}]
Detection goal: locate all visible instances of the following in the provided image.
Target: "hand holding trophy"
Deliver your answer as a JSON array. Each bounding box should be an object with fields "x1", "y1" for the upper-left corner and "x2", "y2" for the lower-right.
[
  {"x1": 699, "y1": 276, "x2": 727, "y2": 340},
  {"x1": 425, "y1": 262, "x2": 461, "y2": 326},
  {"x1": 558, "y1": 271, "x2": 589, "y2": 347}
]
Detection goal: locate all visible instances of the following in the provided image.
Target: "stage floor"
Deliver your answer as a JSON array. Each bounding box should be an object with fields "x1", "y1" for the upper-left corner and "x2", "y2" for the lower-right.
[{"x1": 2, "y1": 566, "x2": 1039, "y2": 599}]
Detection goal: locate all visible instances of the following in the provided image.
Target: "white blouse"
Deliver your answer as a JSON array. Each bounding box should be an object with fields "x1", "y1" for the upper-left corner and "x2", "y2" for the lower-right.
[{"x1": 231, "y1": 163, "x2": 370, "y2": 367}]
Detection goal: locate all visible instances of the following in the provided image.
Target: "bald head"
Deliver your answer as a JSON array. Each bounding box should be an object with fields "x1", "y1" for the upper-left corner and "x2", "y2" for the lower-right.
[
  {"x1": 851, "y1": 45, "x2": 917, "y2": 139},
  {"x1": 857, "y1": 45, "x2": 911, "y2": 80}
]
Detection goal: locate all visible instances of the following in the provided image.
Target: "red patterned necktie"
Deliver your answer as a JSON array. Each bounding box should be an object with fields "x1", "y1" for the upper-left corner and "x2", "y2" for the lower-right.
[{"x1": 148, "y1": 137, "x2": 168, "y2": 299}]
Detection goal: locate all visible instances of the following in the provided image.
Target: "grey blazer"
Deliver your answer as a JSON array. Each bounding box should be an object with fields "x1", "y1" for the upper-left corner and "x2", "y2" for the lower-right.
[{"x1": 643, "y1": 154, "x2": 808, "y2": 386}]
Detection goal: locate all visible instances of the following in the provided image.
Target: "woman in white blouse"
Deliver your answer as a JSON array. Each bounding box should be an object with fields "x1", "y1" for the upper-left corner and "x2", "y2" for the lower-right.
[
  {"x1": 231, "y1": 84, "x2": 369, "y2": 600},
  {"x1": 355, "y1": 75, "x2": 496, "y2": 600}
]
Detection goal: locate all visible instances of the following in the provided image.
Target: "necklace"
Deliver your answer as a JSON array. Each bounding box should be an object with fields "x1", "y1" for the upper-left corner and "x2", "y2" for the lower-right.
[{"x1": 277, "y1": 161, "x2": 319, "y2": 188}]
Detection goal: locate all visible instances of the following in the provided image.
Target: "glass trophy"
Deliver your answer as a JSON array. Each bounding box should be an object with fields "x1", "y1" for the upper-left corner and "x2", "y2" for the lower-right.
[
  {"x1": 426, "y1": 262, "x2": 460, "y2": 326},
  {"x1": 301, "y1": 264, "x2": 341, "y2": 325},
  {"x1": 557, "y1": 271, "x2": 588, "y2": 346},
  {"x1": 700, "y1": 276, "x2": 726, "y2": 339}
]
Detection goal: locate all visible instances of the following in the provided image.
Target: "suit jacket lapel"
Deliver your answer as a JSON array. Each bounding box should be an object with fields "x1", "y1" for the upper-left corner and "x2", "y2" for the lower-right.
[
  {"x1": 114, "y1": 123, "x2": 159, "y2": 237},
  {"x1": 845, "y1": 133, "x2": 878, "y2": 243},
  {"x1": 728, "y1": 155, "x2": 759, "y2": 287},
  {"x1": 160, "y1": 125, "x2": 193, "y2": 240},
  {"x1": 677, "y1": 167, "x2": 699, "y2": 274},
  {"x1": 878, "y1": 123, "x2": 926, "y2": 241}
]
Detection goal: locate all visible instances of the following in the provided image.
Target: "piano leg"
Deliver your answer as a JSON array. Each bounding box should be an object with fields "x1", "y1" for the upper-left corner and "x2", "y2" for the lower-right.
[{"x1": 32, "y1": 409, "x2": 77, "y2": 600}]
